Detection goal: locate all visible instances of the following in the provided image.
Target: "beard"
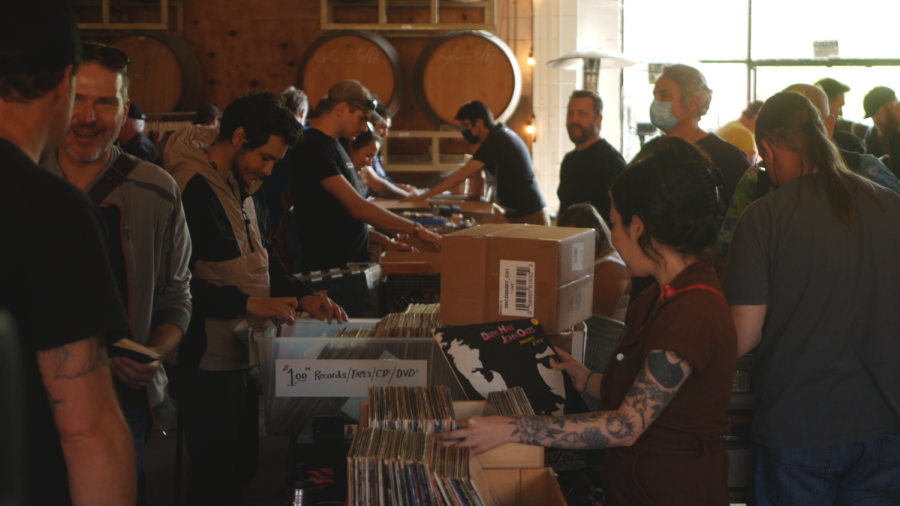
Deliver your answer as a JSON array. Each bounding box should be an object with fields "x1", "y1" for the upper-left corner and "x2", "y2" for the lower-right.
[
  {"x1": 60, "y1": 119, "x2": 119, "y2": 163},
  {"x1": 231, "y1": 149, "x2": 262, "y2": 188},
  {"x1": 567, "y1": 123, "x2": 594, "y2": 145}
]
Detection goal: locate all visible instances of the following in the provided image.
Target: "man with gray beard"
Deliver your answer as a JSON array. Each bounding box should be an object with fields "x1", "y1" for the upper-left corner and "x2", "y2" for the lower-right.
[
  {"x1": 556, "y1": 90, "x2": 625, "y2": 223},
  {"x1": 40, "y1": 43, "x2": 193, "y2": 502}
]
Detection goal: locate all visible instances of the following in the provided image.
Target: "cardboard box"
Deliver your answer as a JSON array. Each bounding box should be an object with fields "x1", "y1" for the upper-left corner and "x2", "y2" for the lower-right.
[
  {"x1": 441, "y1": 225, "x2": 595, "y2": 334},
  {"x1": 483, "y1": 468, "x2": 567, "y2": 506},
  {"x1": 381, "y1": 251, "x2": 442, "y2": 273}
]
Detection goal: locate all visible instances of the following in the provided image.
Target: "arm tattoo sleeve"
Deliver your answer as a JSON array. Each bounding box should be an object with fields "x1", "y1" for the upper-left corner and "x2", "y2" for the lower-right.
[
  {"x1": 647, "y1": 350, "x2": 685, "y2": 388},
  {"x1": 507, "y1": 412, "x2": 634, "y2": 450},
  {"x1": 626, "y1": 351, "x2": 690, "y2": 429}
]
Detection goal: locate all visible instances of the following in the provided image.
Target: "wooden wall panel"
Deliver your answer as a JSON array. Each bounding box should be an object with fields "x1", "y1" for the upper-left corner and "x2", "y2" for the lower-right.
[
  {"x1": 178, "y1": 0, "x2": 532, "y2": 151},
  {"x1": 182, "y1": 0, "x2": 322, "y2": 111}
]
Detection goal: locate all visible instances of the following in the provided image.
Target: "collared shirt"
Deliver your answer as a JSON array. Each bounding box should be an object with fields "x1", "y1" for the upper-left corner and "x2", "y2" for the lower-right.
[{"x1": 601, "y1": 261, "x2": 737, "y2": 442}]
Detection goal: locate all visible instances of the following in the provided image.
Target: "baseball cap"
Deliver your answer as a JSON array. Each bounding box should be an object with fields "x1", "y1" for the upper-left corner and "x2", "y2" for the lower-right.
[
  {"x1": 327, "y1": 80, "x2": 382, "y2": 122},
  {"x1": 863, "y1": 86, "x2": 896, "y2": 119},
  {"x1": 0, "y1": 0, "x2": 83, "y2": 76},
  {"x1": 127, "y1": 103, "x2": 146, "y2": 120}
]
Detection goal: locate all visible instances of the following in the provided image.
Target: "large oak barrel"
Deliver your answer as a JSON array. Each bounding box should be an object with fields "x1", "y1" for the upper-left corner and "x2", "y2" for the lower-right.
[
  {"x1": 110, "y1": 31, "x2": 201, "y2": 113},
  {"x1": 297, "y1": 31, "x2": 403, "y2": 115},
  {"x1": 414, "y1": 31, "x2": 521, "y2": 127}
]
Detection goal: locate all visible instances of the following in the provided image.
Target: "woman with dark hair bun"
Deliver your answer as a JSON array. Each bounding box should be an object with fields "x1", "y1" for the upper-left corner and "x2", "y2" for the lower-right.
[{"x1": 437, "y1": 136, "x2": 737, "y2": 505}]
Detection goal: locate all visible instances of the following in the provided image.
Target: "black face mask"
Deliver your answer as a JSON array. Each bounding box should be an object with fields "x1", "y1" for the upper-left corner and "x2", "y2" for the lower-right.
[{"x1": 461, "y1": 129, "x2": 480, "y2": 144}]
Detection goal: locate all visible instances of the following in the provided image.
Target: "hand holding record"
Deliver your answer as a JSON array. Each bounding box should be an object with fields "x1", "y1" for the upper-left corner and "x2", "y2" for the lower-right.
[
  {"x1": 550, "y1": 348, "x2": 594, "y2": 395},
  {"x1": 434, "y1": 415, "x2": 517, "y2": 455}
]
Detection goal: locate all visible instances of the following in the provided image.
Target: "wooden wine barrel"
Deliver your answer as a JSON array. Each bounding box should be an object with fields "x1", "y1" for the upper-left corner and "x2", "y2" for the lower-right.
[
  {"x1": 297, "y1": 31, "x2": 403, "y2": 115},
  {"x1": 110, "y1": 31, "x2": 201, "y2": 113},
  {"x1": 413, "y1": 31, "x2": 521, "y2": 127}
]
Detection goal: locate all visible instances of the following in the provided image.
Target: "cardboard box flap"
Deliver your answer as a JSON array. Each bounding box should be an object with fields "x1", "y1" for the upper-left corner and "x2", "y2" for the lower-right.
[
  {"x1": 491, "y1": 225, "x2": 593, "y2": 241},
  {"x1": 444, "y1": 223, "x2": 524, "y2": 238}
]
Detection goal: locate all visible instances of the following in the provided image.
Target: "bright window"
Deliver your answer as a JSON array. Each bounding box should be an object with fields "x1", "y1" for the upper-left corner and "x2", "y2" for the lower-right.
[{"x1": 621, "y1": 0, "x2": 900, "y2": 162}]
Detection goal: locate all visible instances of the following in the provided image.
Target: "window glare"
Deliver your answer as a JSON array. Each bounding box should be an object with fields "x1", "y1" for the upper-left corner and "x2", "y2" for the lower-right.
[
  {"x1": 621, "y1": 0, "x2": 900, "y2": 160},
  {"x1": 624, "y1": 0, "x2": 748, "y2": 62},
  {"x1": 751, "y1": 0, "x2": 900, "y2": 60}
]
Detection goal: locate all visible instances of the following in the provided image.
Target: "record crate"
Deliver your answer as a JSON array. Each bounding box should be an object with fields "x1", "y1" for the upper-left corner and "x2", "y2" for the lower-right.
[
  {"x1": 256, "y1": 319, "x2": 463, "y2": 435},
  {"x1": 358, "y1": 400, "x2": 545, "y2": 469},
  {"x1": 379, "y1": 273, "x2": 441, "y2": 316}
]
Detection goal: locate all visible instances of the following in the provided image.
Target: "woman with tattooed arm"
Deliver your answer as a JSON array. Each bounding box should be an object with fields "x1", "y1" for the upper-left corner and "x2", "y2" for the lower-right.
[{"x1": 437, "y1": 137, "x2": 737, "y2": 505}]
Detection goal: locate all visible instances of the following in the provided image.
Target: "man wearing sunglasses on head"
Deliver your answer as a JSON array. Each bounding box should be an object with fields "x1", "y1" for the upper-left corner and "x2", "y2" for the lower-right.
[
  {"x1": 403, "y1": 100, "x2": 548, "y2": 225},
  {"x1": 39, "y1": 42, "x2": 194, "y2": 503},
  {"x1": 290, "y1": 80, "x2": 442, "y2": 273}
]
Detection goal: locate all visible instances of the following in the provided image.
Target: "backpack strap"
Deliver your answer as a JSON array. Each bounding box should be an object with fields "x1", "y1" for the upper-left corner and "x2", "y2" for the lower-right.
[{"x1": 87, "y1": 153, "x2": 140, "y2": 206}]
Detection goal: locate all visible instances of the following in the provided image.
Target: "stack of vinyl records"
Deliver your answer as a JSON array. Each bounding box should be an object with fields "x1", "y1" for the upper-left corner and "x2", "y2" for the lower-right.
[
  {"x1": 348, "y1": 427, "x2": 494, "y2": 506},
  {"x1": 485, "y1": 387, "x2": 535, "y2": 417},
  {"x1": 328, "y1": 304, "x2": 441, "y2": 338},
  {"x1": 368, "y1": 386, "x2": 457, "y2": 433}
]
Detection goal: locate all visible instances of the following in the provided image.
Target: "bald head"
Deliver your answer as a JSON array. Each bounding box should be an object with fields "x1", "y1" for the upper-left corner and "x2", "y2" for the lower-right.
[
  {"x1": 783, "y1": 83, "x2": 835, "y2": 137},
  {"x1": 783, "y1": 84, "x2": 829, "y2": 119}
]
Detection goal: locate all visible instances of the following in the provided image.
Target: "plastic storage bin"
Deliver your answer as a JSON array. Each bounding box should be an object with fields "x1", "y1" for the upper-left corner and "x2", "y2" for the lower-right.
[{"x1": 256, "y1": 319, "x2": 461, "y2": 435}]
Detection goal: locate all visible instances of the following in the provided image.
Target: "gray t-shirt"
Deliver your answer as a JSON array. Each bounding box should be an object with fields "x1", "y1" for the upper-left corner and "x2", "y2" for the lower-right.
[{"x1": 725, "y1": 173, "x2": 900, "y2": 448}]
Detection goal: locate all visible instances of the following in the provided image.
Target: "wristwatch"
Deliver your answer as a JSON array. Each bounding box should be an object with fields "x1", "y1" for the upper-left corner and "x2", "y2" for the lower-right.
[{"x1": 412, "y1": 222, "x2": 423, "y2": 238}]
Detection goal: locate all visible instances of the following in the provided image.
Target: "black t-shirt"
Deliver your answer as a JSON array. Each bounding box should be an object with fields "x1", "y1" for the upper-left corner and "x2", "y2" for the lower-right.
[
  {"x1": 637, "y1": 133, "x2": 751, "y2": 210},
  {"x1": 290, "y1": 128, "x2": 369, "y2": 272},
  {"x1": 557, "y1": 138, "x2": 626, "y2": 223},
  {"x1": 473, "y1": 124, "x2": 545, "y2": 218},
  {"x1": 0, "y1": 138, "x2": 131, "y2": 505}
]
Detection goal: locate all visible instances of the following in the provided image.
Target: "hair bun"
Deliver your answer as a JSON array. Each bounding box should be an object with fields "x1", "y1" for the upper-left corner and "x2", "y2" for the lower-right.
[{"x1": 695, "y1": 164, "x2": 722, "y2": 208}]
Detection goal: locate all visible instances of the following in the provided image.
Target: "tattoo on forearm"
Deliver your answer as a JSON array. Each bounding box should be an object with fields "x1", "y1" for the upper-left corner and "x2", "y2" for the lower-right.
[
  {"x1": 647, "y1": 350, "x2": 685, "y2": 388},
  {"x1": 509, "y1": 417, "x2": 565, "y2": 445},
  {"x1": 551, "y1": 427, "x2": 611, "y2": 449},
  {"x1": 605, "y1": 412, "x2": 635, "y2": 440}
]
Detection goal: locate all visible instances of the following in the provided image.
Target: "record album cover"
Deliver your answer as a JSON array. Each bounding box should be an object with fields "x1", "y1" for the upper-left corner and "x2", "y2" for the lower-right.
[{"x1": 433, "y1": 319, "x2": 588, "y2": 416}]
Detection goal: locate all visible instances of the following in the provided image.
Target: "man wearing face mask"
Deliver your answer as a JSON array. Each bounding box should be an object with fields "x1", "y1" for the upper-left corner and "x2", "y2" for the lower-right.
[
  {"x1": 405, "y1": 100, "x2": 547, "y2": 225},
  {"x1": 637, "y1": 64, "x2": 751, "y2": 210},
  {"x1": 556, "y1": 90, "x2": 625, "y2": 223}
]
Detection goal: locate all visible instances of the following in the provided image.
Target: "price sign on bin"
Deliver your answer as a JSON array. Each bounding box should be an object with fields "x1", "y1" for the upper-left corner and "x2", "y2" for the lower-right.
[{"x1": 275, "y1": 359, "x2": 428, "y2": 397}]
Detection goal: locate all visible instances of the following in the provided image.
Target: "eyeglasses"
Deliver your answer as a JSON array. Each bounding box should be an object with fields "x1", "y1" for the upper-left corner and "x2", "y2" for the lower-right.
[{"x1": 82, "y1": 43, "x2": 129, "y2": 71}]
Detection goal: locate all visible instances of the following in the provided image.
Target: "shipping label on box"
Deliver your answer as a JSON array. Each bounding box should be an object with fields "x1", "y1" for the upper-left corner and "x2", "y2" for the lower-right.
[{"x1": 498, "y1": 260, "x2": 535, "y2": 317}]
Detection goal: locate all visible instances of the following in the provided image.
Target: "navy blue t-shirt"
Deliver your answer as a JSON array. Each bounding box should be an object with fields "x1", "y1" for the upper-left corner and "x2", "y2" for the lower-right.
[{"x1": 473, "y1": 124, "x2": 545, "y2": 218}]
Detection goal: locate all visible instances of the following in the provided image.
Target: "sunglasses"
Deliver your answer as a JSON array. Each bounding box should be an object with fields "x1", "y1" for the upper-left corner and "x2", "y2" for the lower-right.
[
  {"x1": 82, "y1": 43, "x2": 129, "y2": 71},
  {"x1": 346, "y1": 97, "x2": 377, "y2": 111}
]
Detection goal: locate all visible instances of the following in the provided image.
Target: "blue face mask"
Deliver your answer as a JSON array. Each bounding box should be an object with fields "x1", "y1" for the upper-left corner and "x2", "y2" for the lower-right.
[{"x1": 649, "y1": 99, "x2": 680, "y2": 132}]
